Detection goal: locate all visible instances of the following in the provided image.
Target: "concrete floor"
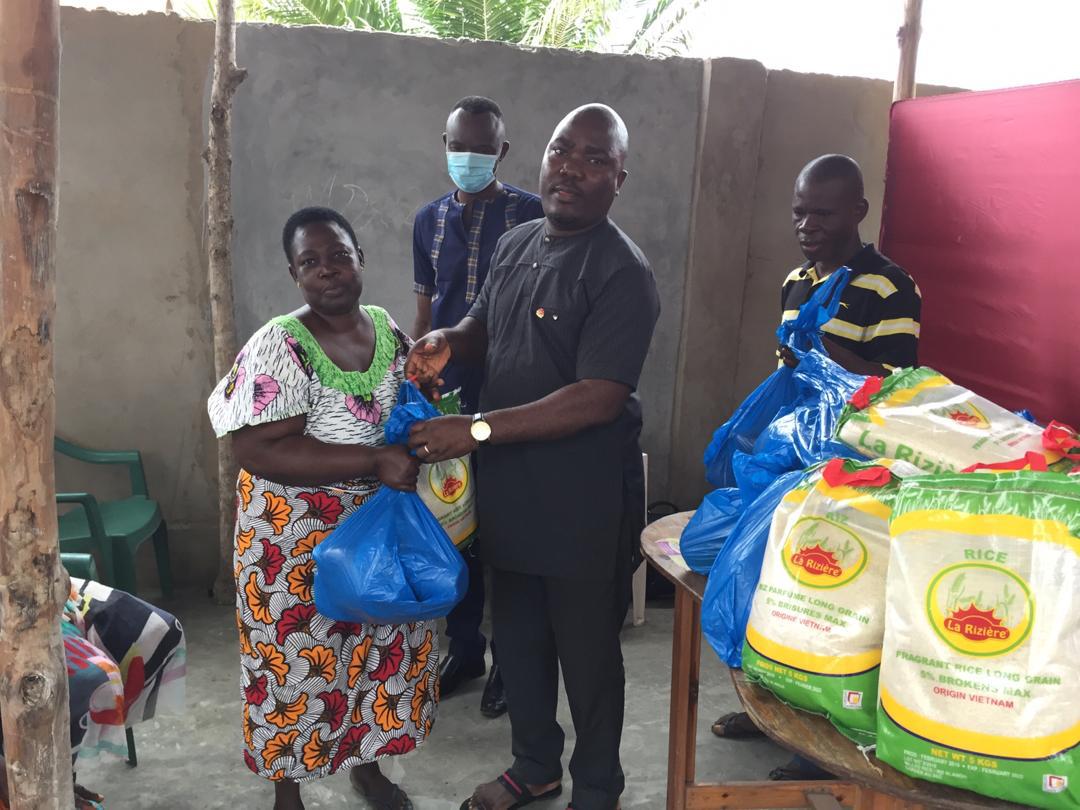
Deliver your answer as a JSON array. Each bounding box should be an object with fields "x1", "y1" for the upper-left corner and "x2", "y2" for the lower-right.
[{"x1": 80, "y1": 590, "x2": 788, "y2": 810}]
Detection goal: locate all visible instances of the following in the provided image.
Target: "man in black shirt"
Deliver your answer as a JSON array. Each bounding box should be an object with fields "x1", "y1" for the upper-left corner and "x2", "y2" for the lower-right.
[{"x1": 407, "y1": 104, "x2": 660, "y2": 810}]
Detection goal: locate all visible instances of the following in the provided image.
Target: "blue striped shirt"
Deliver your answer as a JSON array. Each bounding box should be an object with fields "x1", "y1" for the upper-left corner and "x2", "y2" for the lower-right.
[{"x1": 412, "y1": 183, "x2": 543, "y2": 408}]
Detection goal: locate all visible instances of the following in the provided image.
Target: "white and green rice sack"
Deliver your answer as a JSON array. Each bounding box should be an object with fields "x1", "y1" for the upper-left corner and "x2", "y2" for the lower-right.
[
  {"x1": 742, "y1": 458, "x2": 915, "y2": 745},
  {"x1": 422, "y1": 390, "x2": 477, "y2": 549},
  {"x1": 878, "y1": 472, "x2": 1080, "y2": 809},
  {"x1": 836, "y1": 367, "x2": 1071, "y2": 474}
]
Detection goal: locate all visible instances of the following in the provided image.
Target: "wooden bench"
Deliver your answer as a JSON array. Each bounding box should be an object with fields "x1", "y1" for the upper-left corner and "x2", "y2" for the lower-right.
[{"x1": 643, "y1": 512, "x2": 1023, "y2": 810}]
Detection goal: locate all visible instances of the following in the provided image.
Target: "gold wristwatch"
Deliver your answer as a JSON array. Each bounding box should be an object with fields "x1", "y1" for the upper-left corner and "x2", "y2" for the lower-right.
[{"x1": 470, "y1": 412, "x2": 492, "y2": 444}]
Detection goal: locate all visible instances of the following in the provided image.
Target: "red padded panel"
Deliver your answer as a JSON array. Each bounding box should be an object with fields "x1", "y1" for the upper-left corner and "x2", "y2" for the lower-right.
[{"x1": 880, "y1": 80, "x2": 1080, "y2": 425}]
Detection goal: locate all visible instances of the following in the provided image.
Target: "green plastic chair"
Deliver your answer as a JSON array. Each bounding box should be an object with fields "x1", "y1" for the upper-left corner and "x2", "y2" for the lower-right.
[
  {"x1": 55, "y1": 436, "x2": 173, "y2": 599},
  {"x1": 60, "y1": 552, "x2": 99, "y2": 581},
  {"x1": 59, "y1": 551, "x2": 139, "y2": 767}
]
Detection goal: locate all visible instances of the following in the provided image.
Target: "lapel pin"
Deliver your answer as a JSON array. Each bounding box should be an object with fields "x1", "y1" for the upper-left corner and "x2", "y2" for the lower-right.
[{"x1": 536, "y1": 307, "x2": 545, "y2": 318}]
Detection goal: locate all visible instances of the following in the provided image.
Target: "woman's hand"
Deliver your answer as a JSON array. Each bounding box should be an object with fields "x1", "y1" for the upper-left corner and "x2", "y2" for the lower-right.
[
  {"x1": 405, "y1": 330, "x2": 451, "y2": 400},
  {"x1": 373, "y1": 445, "x2": 421, "y2": 491}
]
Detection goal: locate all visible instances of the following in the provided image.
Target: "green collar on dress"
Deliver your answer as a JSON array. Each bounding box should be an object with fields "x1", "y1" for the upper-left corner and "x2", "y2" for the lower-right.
[{"x1": 272, "y1": 305, "x2": 396, "y2": 396}]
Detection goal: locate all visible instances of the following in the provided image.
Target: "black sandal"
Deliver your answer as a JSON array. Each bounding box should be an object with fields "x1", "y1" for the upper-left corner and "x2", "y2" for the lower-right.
[
  {"x1": 710, "y1": 711, "x2": 765, "y2": 739},
  {"x1": 768, "y1": 757, "x2": 834, "y2": 781},
  {"x1": 459, "y1": 769, "x2": 562, "y2": 810},
  {"x1": 355, "y1": 781, "x2": 413, "y2": 810}
]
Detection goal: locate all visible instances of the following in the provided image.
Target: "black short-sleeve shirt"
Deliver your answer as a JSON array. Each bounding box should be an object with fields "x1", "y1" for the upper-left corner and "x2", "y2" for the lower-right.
[{"x1": 467, "y1": 217, "x2": 660, "y2": 579}]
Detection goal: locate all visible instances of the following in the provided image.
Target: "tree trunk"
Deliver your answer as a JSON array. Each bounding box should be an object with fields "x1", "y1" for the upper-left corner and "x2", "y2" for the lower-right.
[
  {"x1": 206, "y1": 0, "x2": 247, "y2": 604},
  {"x1": 893, "y1": 0, "x2": 923, "y2": 101},
  {"x1": 0, "y1": 1, "x2": 74, "y2": 808}
]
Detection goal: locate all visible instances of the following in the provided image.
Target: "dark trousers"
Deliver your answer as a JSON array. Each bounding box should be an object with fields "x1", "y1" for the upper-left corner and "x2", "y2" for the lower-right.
[
  {"x1": 445, "y1": 544, "x2": 494, "y2": 663},
  {"x1": 492, "y1": 568, "x2": 625, "y2": 810}
]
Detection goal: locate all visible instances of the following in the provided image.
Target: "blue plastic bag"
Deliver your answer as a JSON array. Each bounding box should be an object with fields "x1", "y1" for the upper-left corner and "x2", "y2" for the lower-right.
[
  {"x1": 384, "y1": 380, "x2": 440, "y2": 445},
  {"x1": 679, "y1": 488, "x2": 743, "y2": 574},
  {"x1": 731, "y1": 449, "x2": 793, "y2": 504},
  {"x1": 733, "y1": 350, "x2": 864, "y2": 502},
  {"x1": 703, "y1": 366, "x2": 797, "y2": 489},
  {"x1": 384, "y1": 382, "x2": 478, "y2": 549},
  {"x1": 312, "y1": 381, "x2": 468, "y2": 624},
  {"x1": 765, "y1": 350, "x2": 866, "y2": 463},
  {"x1": 775, "y1": 267, "x2": 851, "y2": 353},
  {"x1": 701, "y1": 468, "x2": 809, "y2": 668},
  {"x1": 704, "y1": 269, "x2": 851, "y2": 488},
  {"x1": 312, "y1": 485, "x2": 467, "y2": 624}
]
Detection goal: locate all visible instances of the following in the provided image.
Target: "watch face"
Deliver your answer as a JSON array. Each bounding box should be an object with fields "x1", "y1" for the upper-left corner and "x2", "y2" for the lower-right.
[{"x1": 471, "y1": 419, "x2": 492, "y2": 442}]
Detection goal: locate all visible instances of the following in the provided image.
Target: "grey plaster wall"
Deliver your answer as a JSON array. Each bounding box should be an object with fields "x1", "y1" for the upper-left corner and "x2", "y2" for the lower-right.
[
  {"x1": 54, "y1": 9, "x2": 217, "y2": 591},
  {"x1": 668, "y1": 58, "x2": 768, "y2": 508},
  {"x1": 228, "y1": 24, "x2": 703, "y2": 498}
]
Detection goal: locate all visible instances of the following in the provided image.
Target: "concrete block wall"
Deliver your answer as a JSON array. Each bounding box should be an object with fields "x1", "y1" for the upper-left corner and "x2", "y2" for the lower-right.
[
  {"x1": 228, "y1": 24, "x2": 704, "y2": 508},
  {"x1": 667, "y1": 57, "x2": 768, "y2": 505},
  {"x1": 54, "y1": 10, "x2": 218, "y2": 588},
  {"x1": 51, "y1": 9, "x2": 952, "y2": 587}
]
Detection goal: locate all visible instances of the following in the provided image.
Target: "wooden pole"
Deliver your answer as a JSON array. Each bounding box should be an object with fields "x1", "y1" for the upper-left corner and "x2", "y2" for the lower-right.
[
  {"x1": 893, "y1": 0, "x2": 923, "y2": 101},
  {"x1": 0, "y1": 1, "x2": 74, "y2": 807},
  {"x1": 206, "y1": 0, "x2": 247, "y2": 604}
]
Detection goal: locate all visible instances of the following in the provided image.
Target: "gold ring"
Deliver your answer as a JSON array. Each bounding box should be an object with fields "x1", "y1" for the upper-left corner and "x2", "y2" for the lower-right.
[{"x1": 423, "y1": 444, "x2": 431, "y2": 457}]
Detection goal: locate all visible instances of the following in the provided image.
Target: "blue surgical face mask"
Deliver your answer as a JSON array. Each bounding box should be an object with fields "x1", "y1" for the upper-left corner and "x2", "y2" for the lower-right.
[{"x1": 446, "y1": 151, "x2": 498, "y2": 194}]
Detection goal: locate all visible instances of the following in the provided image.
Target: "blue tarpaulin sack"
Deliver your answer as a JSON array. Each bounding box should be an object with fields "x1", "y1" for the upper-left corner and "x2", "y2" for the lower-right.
[
  {"x1": 679, "y1": 488, "x2": 743, "y2": 574},
  {"x1": 312, "y1": 382, "x2": 468, "y2": 624},
  {"x1": 701, "y1": 468, "x2": 809, "y2": 668},
  {"x1": 703, "y1": 269, "x2": 852, "y2": 488}
]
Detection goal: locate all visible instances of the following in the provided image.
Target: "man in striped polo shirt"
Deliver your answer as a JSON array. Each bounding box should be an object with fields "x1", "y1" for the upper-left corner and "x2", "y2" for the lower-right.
[
  {"x1": 713, "y1": 154, "x2": 921, "y2": 781},
  {"x1": 779, "y1": 153, "x2": 920, "y2": 375}
]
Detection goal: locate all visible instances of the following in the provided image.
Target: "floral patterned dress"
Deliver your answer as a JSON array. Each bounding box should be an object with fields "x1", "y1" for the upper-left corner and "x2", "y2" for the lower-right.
[{"x1": 207, "y1": 305, "x2": 439, "y2": 784}]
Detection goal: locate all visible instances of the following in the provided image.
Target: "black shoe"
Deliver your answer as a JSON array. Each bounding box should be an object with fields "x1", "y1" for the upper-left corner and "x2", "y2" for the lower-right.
[
  {"x1": 480, "y1": 664, "x2": 507, "y2": 718},
  {"x1": 439, "y1": 653, "x2": 486, "y2": 698}
]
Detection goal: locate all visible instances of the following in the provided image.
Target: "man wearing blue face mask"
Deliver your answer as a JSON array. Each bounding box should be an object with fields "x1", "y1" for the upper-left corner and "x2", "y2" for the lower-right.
[{"x1": 412, "y1": 95, "x2": 543, "y2": 718}]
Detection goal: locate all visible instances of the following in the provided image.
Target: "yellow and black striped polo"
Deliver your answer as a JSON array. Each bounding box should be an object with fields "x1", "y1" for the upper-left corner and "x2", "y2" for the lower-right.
[{"x1": 780, "y1": 244, "x2": 921, "y2": 370}]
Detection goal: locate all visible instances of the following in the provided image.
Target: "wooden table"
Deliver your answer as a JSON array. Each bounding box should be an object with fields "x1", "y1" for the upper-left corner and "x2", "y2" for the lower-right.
[{"x1": 643, "y1": 512, "x2": 1023, "y2": 810}]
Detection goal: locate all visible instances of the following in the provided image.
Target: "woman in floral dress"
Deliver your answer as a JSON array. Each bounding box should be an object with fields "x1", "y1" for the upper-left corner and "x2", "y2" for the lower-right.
[{"x1": 208, "y1": 207, "x2": 435, "y2": 810}]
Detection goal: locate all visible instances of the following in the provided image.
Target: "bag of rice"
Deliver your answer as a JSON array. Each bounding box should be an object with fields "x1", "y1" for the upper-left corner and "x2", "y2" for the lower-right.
[
  {"x1": 742, "y1": 458, "x2": 914, "y2": 745},
  {"x1": 878, "y1": 472, "x2": 1080, "y2": 808},
  {"x1": 836, "y1": 367, "x2": 1075, "y2": 474}
]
